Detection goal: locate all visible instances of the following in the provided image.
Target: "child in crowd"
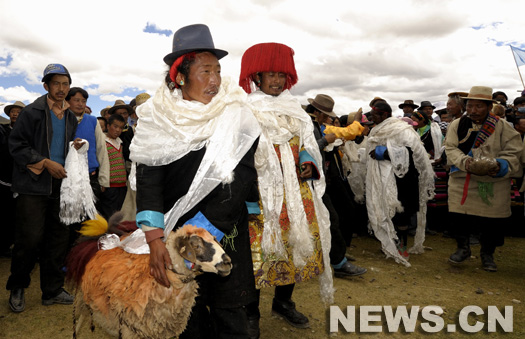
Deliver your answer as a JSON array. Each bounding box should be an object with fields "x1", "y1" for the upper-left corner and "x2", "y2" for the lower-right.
[
  {"x1": 99, "y1": 114, "x2": 127, "y2": 219},
  {"x1": 97, "y1": 116, "x2": 108, "y2": 133}
]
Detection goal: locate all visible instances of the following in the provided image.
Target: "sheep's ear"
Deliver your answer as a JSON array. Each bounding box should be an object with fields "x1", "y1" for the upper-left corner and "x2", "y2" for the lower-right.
[{"x1": 175, "y1": 236, "x2": 197, "y2": 262}]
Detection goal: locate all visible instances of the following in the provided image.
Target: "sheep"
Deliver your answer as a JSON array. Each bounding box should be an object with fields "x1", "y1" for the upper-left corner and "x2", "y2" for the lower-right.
[{"x1": 66, "y1": 214, "x2": 232, "y2": 339}]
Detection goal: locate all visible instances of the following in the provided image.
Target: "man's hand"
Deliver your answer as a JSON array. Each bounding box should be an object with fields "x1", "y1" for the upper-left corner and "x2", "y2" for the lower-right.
[
  {"x1": 148, "y1": 238, "x2": 172, "y2": 288},
  {"x1": 300, "y1": 163, "x2": 313, "y2": 179},
  {"x1": 73, "y1": 138, "x2": 86, "y2": 150},
  {"x1": 324, "y1": 133, "x2": 337, "y2": 144},
  {"x1": 465, "y1": 158, "x2": 472, "y2": 172},
  {"x1": 487, "y1": 162, "x2": 501, "y2": 177},
  {"x1": 44, "y1": 159, "x2": 67, "y2": 179}
]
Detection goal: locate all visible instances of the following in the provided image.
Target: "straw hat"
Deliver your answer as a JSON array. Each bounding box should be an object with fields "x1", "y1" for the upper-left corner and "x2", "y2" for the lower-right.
[
  {"x1": 448, "y1": 91, "x2": 468, "y2": 98},
  {"x1": 460, "y1": 86, "x2": 497, "y2": 103},
  {"x1": 4, "y1": 101, "x2": 25, "y2": 114},
  {"x1": 369, "y1": 96, "x2": 385, "y2": 108},
  {"x1": 100, "y1": 106, "x2": 112, "y2": 117},
  {"x1": 108, "y1": 99, "x2": 134, "y2": 115},
  {"x1": 134, "y1": 93, "x2": 151, "y2": 109}
]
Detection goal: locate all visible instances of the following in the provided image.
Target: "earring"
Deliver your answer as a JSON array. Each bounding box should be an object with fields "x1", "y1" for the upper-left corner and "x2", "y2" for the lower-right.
[{"x1": 180, "y1": 80, "x2": 184, "y2": 86}]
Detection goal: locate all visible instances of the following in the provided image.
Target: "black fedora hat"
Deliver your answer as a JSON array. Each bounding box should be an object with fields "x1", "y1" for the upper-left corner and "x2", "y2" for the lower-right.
[
  {"x1": 398, "y1": 99, "x2": 419, "y2": 109},
  {"x1": 419, "y1": 101, "x2": 436, "y2": 109},
  {"x1": 163, "y1": 24, "x2": 228, "y2": 66}
]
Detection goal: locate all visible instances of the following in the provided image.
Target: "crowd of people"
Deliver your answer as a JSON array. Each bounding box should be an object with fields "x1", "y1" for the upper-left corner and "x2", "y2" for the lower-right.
[{"x1": 1, "y1": 23, "x2": 525, "y2": 338}]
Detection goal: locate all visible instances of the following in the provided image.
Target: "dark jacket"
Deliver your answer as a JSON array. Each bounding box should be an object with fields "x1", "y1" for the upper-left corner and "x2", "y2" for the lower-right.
[
  {"x1": 9, "y1": 95, "x2": 77, "y2": 195},
  {"x1": 136, "y1": 139, "x2": 259, "y2": 308},
  {"x1": 0, "y1": 124, "x2": 13, "y2": 185}
]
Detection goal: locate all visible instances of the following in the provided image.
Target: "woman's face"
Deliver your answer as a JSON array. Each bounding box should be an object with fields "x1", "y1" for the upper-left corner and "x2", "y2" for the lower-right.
[
  {"x1": 179, "y1": 52, "x2": 221, "y2": 104},
  {"x1": 257, "y1": 72, "x2": 286, "y2": 97},
  {"x1": 411, "y1": 115, "x2": 426, "y2": 129}
]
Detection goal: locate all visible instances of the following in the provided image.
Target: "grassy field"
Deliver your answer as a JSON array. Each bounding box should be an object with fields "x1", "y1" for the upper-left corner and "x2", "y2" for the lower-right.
[{"x1": 0, "y1": 233, "x2": 523, "y2": 338}]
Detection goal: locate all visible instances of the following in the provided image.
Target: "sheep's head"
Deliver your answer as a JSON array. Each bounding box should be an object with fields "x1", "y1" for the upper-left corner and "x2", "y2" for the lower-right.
[{"x1": 169, "y1": 225, "x2": 232, "y2": 277}]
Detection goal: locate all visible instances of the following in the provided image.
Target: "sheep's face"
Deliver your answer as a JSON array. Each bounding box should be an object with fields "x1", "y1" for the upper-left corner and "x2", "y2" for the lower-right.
[{"x1": 172, "y1": 226, "x2": 232, "y2": 277}]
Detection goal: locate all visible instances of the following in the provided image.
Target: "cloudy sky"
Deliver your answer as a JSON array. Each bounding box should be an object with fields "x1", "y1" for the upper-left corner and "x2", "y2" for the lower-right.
[{"x1": 1, "y1": 0, "x2": 524, "y2": 120}]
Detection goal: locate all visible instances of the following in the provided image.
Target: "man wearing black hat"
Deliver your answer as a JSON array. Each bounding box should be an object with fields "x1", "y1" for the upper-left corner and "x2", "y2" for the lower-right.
[
  {"x1": 419, "y1": 101, "x2": 439, "y2": 122},
  {"x1": 399, "y1": 100, "x2": 419, "y2": 118},
  {"x1": 131, "y1": 25, "x2": 260, "y2": 338},
  {"x1": 6, "y1": 64, "x2": 83, "y2": 312},
  {"x1": 305, "y1": 94, "x2": 367, "y2": 278}
]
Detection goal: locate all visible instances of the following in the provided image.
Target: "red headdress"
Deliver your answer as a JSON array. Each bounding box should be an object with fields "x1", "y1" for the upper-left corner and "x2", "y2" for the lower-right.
[{"x1": 239, "y1": 42, "x2": 298, "y2": 94}]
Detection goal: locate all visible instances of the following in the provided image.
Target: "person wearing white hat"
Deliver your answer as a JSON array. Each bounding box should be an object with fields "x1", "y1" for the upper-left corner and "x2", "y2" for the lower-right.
[{"x1": 446, "y1": 86, "x2": 522, "y2": 272}]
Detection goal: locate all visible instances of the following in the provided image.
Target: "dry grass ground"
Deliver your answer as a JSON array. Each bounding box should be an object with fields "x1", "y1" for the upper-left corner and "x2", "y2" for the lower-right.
[{"x1": 0, "y1": 233, "x2": 523, "y2": 338}]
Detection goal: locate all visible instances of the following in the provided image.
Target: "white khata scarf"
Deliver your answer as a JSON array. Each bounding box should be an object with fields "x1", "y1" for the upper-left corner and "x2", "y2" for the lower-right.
[
  {"x1": 130, "y1": 77, "x2": 261, "y2": 237},
  {"x1": 247, "y1": 89, "x2": 334, "y2": 304},
  {"x1": 60, "y1": 140, "x2": 97, "y2": 224},
  {"x1": 365, "y1": 117, "x2": 435, "y2": 267},
  {"x1": 430, "y1": 121, "x2": 444, "y2": 160}
]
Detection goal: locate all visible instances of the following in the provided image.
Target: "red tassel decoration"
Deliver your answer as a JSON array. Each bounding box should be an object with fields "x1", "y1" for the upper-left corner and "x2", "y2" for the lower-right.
[{"x1": 239, "y1": 43, "x2": 298, "y2": 94}]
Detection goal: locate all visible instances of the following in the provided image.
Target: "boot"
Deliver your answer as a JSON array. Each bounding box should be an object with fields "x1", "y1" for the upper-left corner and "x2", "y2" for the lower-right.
[
  {"x1": 271, "y1": 298, "x2": 310, "y2": 328},
  {"x1": 449, "y1": 236, "x2": 471, "y2": 264},
  {"x1": 246, "y1": 297, "x2": 260, "y2": 339},
  {"x1": 480, "y1": 245, "x2": 497, "y2": 272},
  {"x1": 247, "y1": 316, "x2": 260, "y2": 339},
  {"x1": 481, "y1": 253, "x2": 497, "y2": 272}
]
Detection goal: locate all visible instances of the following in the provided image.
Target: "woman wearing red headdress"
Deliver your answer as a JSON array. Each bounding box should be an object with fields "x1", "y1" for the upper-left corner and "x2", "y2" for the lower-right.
[{"x1": 239, "y1": 43, "x2": 334, "y2": 336}]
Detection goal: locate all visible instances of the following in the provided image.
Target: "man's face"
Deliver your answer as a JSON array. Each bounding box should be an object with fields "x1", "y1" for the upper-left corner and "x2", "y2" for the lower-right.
[
  {"x1": 421, "y1": 106, "x2": 433, "y2": 116},
  {"x1": 440, "y1": 113, "x2": 451, "y2": 122},
  {"x1": 494, "y1": 95, "x2": 507, "y2": 106},
  {"x1": 98, "y1": 119, "x2": 107, "y2": 132},
  {"x1": 44, "y1": 75, "x2": 70, "y2": 102},
  {"x1": 466, "y1": 99, "x2": 491, "y2": 124},
  {"x1": 370, "y1": 109, "x2": 387, "y2": 125},
  {"x1": 446, "y1": 98, "x2": 462, "y2": 118},
  {"x1": 107, "y1": 120, "x2": 125, "y2": 139},
  {"x1": 114, "y1": 108, "x2": 130, "y2": 121},
  {"x1": 8, "y1": 107, "x2": 21, "y2": 124},
  {"x1": 179, "y1": 52, "x2": 221, "y2": 105},
  {"x1": 515, "y1": 102, "x2": 525, "y2": 110},
  {"x1": 317, "y1": 111, "x2": 333, "y2": 125},
  {"x1": 257, "y1": 72, "x2": 286, "y2": 97},
  {"x1": 402, "y1": 106, "x2": 414, "y2": 114},
  {"x1": 67, "y1": 92, "x2": 87, "y2": 116},
  {"x1": 514, "y1": 119, "x2": 525, "y2": 134}
]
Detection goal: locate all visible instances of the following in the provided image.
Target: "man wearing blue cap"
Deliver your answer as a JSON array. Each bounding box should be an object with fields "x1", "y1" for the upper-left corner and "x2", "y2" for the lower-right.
[{"x1": 6, "y1": 63, "x2": 84, "y2": 313}]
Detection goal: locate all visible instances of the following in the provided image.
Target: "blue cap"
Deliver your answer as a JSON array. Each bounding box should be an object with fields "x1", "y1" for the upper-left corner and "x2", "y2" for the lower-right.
[{"x1": 42, "y1": 63, "x2": 71, "y2": 83}]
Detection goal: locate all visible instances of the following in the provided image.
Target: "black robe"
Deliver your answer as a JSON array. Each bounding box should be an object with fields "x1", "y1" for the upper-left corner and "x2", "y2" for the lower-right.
[{"x1": 136, "y1": 140, "x2": 259, "y2": 308}]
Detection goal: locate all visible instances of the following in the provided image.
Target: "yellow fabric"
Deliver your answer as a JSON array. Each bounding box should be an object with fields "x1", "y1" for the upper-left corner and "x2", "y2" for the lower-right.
[
  {"x1": 324, "y1": 121, "x2": 364, "y2": 140},
  {"x1": 250, "y1": 136, "x2": 324, "y2": 288}
]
